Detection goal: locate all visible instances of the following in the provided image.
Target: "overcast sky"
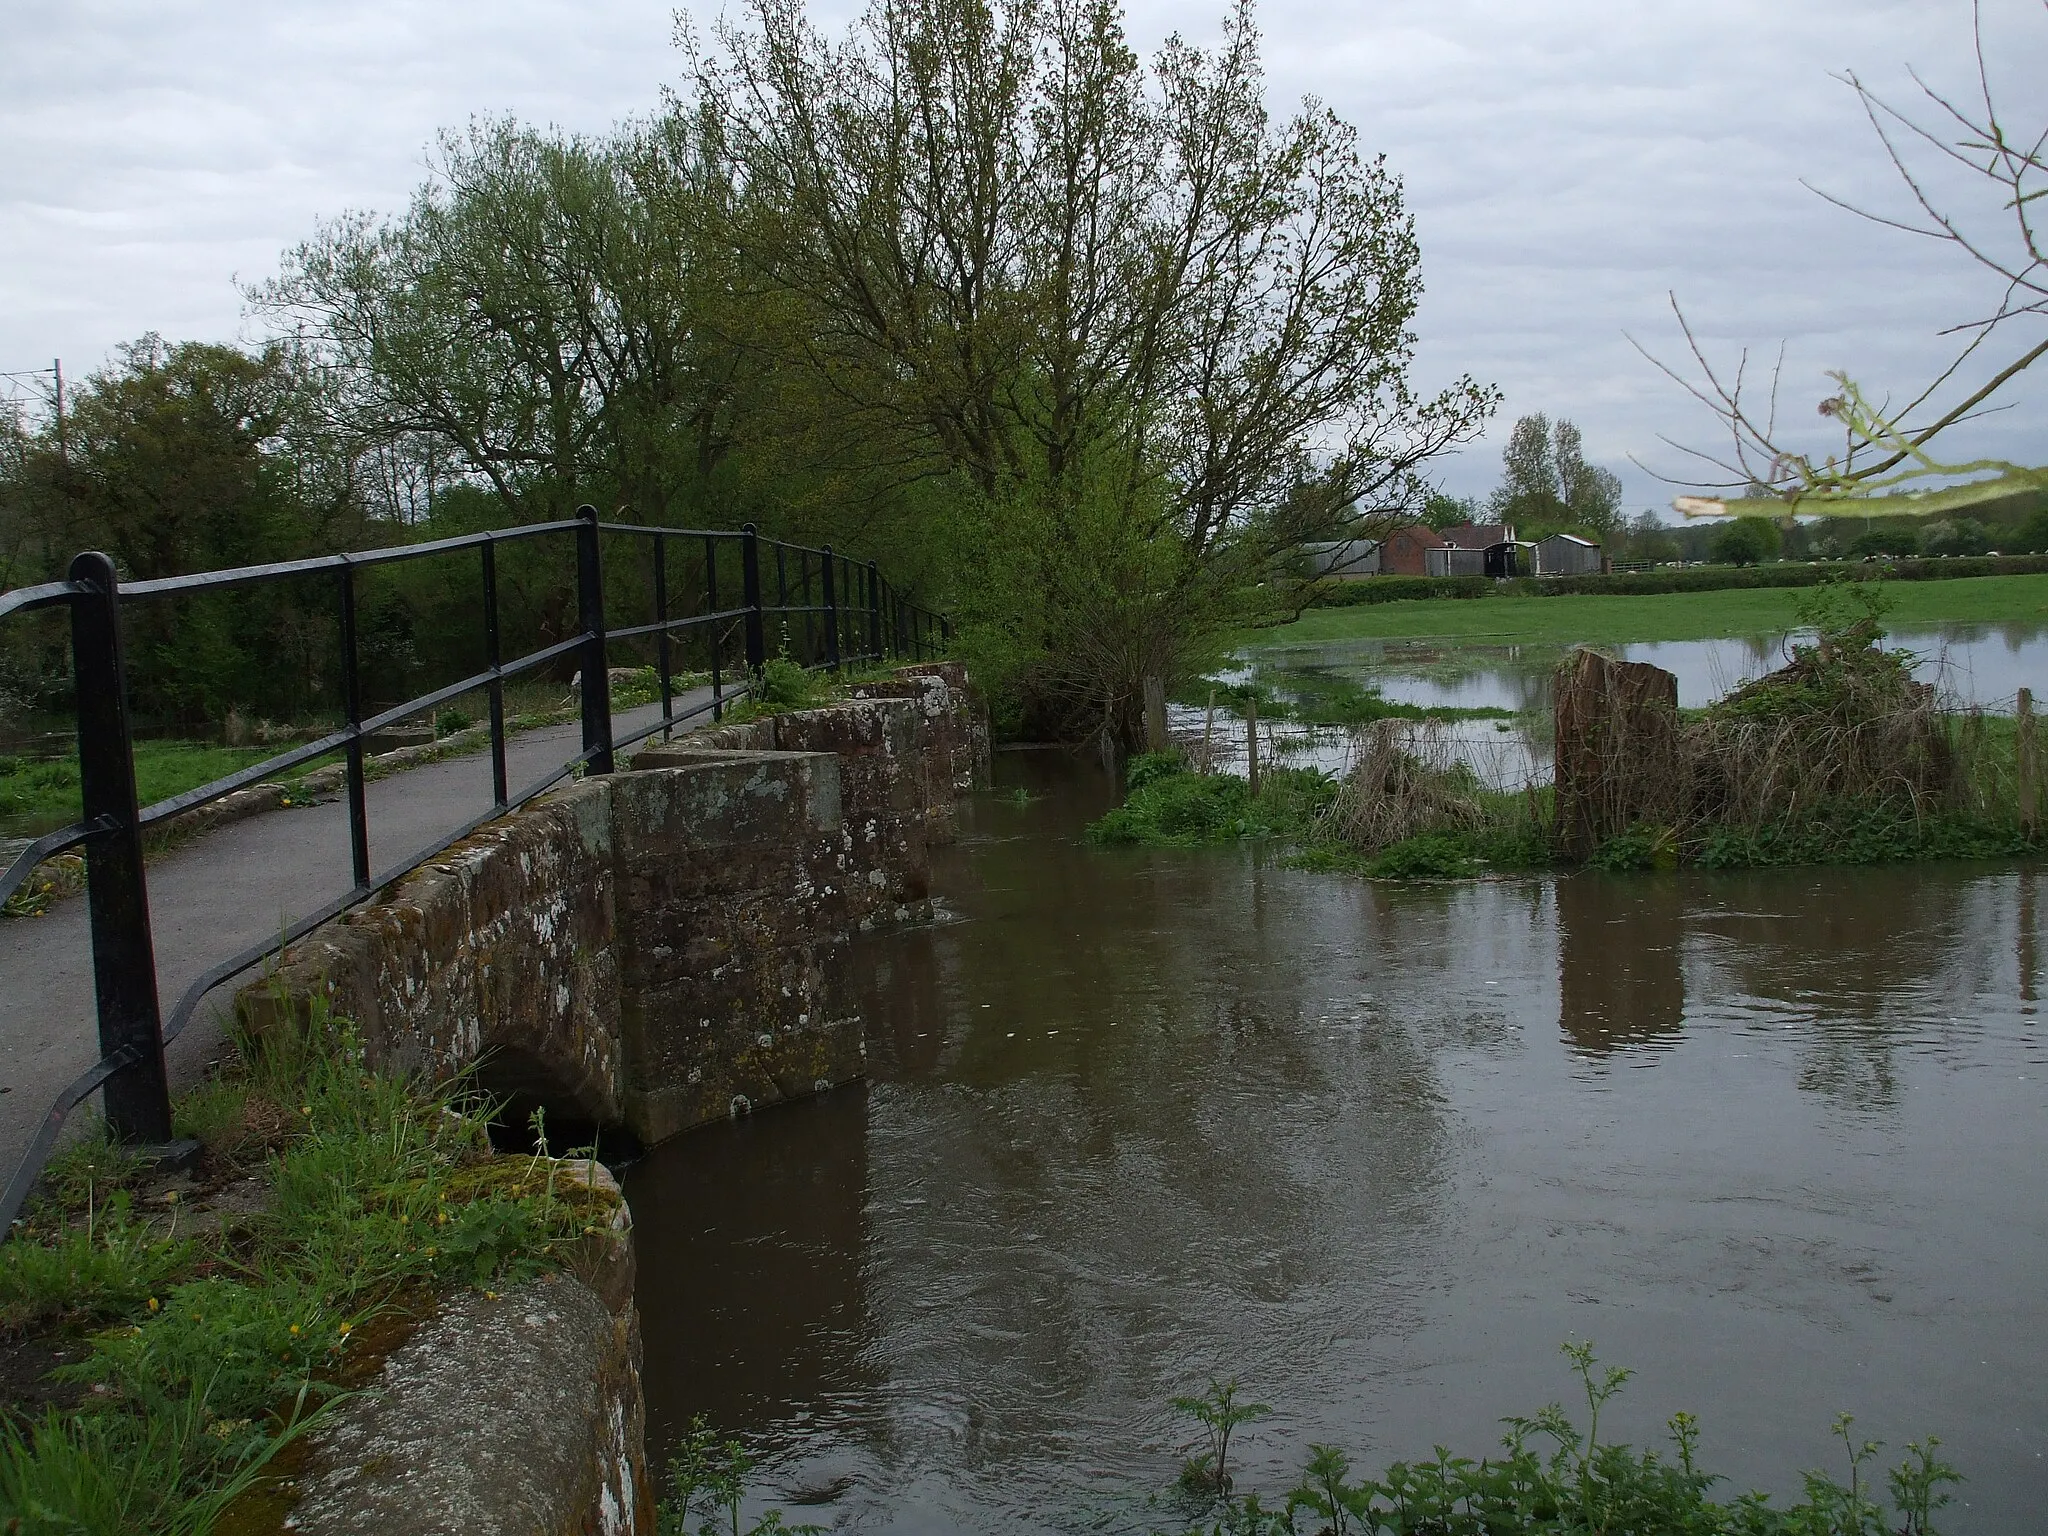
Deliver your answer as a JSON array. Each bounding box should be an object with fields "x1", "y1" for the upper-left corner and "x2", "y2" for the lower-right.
[{"x1": 4, "y1": 0, "x2": 2045, "y2": 513}]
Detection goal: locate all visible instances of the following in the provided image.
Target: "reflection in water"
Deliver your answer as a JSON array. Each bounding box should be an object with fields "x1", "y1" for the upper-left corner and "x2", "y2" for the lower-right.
[
  {"x1": 631, "y1": 1089, "x2": 876, "y2": 1456},
  {"x1": 626, "y1": 757, "x2": 2048, "y2": 1533},
  {"x1": 1556, "y1": 875, "x2": 1686, "y2": 1055}
]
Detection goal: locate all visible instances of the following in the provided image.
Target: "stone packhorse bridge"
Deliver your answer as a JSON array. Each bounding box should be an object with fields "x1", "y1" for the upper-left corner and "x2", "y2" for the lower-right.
[
  {"x1": 238, "y1": 662, "x2": 988, "y2": 1151},
  {"x1": 233, "y1": 662, "x2": 986, "y2": 1534}
]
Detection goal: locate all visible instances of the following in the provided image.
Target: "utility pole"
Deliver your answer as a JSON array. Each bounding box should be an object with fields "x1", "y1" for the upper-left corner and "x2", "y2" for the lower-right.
[{"x1": 52, "y1": 359, "x2": 64, "y2": 469}]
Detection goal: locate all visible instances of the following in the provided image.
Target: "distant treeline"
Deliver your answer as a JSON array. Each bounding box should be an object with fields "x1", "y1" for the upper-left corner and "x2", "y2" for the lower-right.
[
  {"x1": 1309, "y1": 553, "x2": 2048, "y2": 607},
  {"x1": 0, "y1": 0, "x2": 1504, "y2": 746}
]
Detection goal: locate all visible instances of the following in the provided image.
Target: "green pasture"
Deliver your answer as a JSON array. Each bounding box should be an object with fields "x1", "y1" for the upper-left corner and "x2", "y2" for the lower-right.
[{"x1": 1256, "y1": 572, "x2": 2048, "y2": 648}]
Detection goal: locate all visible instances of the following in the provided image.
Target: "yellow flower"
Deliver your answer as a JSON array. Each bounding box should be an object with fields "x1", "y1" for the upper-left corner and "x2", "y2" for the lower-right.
[
  {"x1": 289, "y1": 1324, "x2": 301, "y2": 1336},
  {"x1": 338, "y1": 1322, "x2": 353, "y2": 1338},
  {"x1": 146, "y1": 1297, "x2": 159, "y2": 1312}
]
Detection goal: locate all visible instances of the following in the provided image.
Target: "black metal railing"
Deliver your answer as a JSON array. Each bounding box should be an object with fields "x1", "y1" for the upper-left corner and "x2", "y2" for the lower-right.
[{"x1": 0, "y1": 506, "x2": 948, "y2": 1233}]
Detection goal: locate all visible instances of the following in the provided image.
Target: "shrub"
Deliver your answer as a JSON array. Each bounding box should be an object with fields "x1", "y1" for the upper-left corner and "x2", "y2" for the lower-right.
[
  {"x1": 1086, "y1": 764, "x2": 1334, "y2": 848},
  {"x1": 1921, "y1": 517, "x2": 1991, "y2": 557},
  {"x1": 1710, "y1": 516, "x2": 1781, "y2": 566},
  {"x1": 1850, "y1": 522, "x2": 1924, "y2": 558},
  {"x1": 1367, "y1": 832, "x2": 1478, "y2": 879}
]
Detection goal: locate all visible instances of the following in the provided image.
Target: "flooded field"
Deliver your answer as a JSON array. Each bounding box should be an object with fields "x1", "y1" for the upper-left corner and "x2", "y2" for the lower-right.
[
  {"x1": 1251, "y1": 621, "x2": 2048, "y2": 717},
  {"x1": 625, "y1": 753, "x2": 2048, "y2": 1531}
]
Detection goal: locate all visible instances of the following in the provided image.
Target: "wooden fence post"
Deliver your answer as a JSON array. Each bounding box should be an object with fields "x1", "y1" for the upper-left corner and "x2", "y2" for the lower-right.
[
  {"x1": 2020, "y1": 687, "x2": 2038, "y2": 837},
  {"x1": 1143, "y1": 675, "x2": 1168, "y2": 755},
  {"x1": 1245, "y1": 693, "x2": 1260, "y2": 796}
]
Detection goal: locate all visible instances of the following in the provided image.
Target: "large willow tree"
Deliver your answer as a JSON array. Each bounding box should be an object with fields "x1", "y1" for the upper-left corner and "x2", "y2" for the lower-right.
[{"x1": 684, "y1": 0, "x2": 1494, "y2": 739}]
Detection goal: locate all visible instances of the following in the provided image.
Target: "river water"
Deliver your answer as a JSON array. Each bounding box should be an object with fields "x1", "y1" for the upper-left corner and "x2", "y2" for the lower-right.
[{"x1": 625, "y1": 755, "x2": 2048, "y2": 1531}]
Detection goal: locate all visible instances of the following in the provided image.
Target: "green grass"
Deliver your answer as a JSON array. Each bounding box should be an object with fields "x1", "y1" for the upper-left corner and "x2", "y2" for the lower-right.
[
  {"x1": 0, "y1": 743, "x2": 296, "y2": 837},
  {"x1": 1258, "y1": 572, "x2": 2048, "y2": 648},
  {"x1": 0, "y1": 1002, "x2": 616, "y2": 1533}
]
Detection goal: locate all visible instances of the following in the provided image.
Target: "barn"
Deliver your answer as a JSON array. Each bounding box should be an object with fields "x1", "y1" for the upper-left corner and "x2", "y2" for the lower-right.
[{"x1": 1537, "y1": 533, "x2": 1603, "y2": 576}]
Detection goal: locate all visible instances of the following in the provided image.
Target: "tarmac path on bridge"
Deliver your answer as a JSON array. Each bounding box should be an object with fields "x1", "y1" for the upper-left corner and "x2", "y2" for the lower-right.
[{"x1": 0, "y1": 693, "x2": 708, "y2": 1179}]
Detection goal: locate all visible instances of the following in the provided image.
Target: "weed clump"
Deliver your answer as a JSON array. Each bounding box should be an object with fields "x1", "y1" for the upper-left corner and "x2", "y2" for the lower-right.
[
  {"x1": 1165, "y1": 1342, "x2": 1961, "y2": 1535},
  {"x1": 1086, "y1": 758, "x2": 1334, "y2": 849}
]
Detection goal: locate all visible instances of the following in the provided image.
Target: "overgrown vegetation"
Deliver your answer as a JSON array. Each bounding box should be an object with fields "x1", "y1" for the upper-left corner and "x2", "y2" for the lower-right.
[
  {"x1": 1085, "y1": 741, "x2": 1546, "y2": 878},
  {"x1": 1576, "y1": 581, "x2": 2045, "y2": 872},
  {"x1": 0, "y1": 1001, "x2": 613, "y2": 1533},
  {"x1": 1165, "y1": 1343, "x2": 1960, "y2": 1534},
  {"x1": 1096, "y1": 579, "x2": 2044, "y2": 878}
]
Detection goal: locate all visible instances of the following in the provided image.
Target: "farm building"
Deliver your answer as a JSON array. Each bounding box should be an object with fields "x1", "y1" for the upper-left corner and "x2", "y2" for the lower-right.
[
  {"x1": 1375, "y1": 524, "x2": 1451, "y2": 576},
  {"x1": 1433, "y1": 522, "x2": 1530, "y2": 578},
  {"x1": 1302, "y1": 539, "x2": 1381, "y2": 578},
  {"x1": 1536, "y1": 533, "x2": 1603, "y2": 575}
]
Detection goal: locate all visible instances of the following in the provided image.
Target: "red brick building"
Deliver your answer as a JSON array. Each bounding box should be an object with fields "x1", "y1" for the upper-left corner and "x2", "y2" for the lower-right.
[{"x1": 1377, "y1": 524, "x2": 1452, "y2": 576}]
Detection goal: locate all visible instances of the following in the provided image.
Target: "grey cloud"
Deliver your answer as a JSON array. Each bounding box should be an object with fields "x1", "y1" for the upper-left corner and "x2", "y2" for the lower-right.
[{"x1": 3, "y1": 0, "x2": 2043, "y2": 510}]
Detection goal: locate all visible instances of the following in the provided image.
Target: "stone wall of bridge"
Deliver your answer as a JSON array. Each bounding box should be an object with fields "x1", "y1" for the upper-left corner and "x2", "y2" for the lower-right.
[{"x1": 235, "y1": 662, "x2": 988, "y2": 1150}]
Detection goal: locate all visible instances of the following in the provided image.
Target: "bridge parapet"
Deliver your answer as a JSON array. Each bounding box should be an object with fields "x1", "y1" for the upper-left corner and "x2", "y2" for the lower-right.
[{"x1": 236, "y1": 665, "x2": 985, "y2": 1151}]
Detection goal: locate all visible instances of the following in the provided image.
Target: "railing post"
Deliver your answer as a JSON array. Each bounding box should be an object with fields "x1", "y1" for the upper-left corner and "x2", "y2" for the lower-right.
[
  {"x1": 821, "y1": 545, "x2": 841, "y2": 672},
  {"x1": 867, "y1": 561, "x2": 882, "y2": 663},
  {"x1": 654, "y1": 534, "x2": 673, "y2": 740},
  {"x1": 67, "y1": 551, "x2": 172, "y2": 1146},
  {"x1": 741, "y1": 522, "x2": 766, "y2": 673},
  {"x1": 705, "y1": 534, "x2": 724, "y2": 721},
  {"x1": 482, "y1": 539, "x2": 509, "y2": 808},
  {"x1": 576, "y1": 502, "x2": 614, "y2": 775},
  {"x1": 336, "y1": 563, "x2": 371, "y2": 888}
]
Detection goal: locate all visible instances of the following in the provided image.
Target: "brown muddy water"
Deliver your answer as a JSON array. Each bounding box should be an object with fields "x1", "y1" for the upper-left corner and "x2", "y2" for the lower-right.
[{"x1": 625, "y1": 754, "x2": 2048, "y2": 1531}]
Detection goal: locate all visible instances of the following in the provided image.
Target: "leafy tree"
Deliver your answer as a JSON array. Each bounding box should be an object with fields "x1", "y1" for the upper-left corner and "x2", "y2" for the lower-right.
[
  {"x1": 1711, "y1": 516, "x2": 1780, "y2": 566},
  {"x1": 1920, "y1": 517, "x2": 1990, "y2": 557},
  {"x1": 1420, "y1": 491, "x2": 1478, "y2": 530},
  {"x1": 258, "y1": 118, "x2": 763, "y2": 531},
  {"x1": 1849, "y1": 522, "x2": 1922, "y2": 559},
  {"x1": 0, "y1": 337, "x2": 369, "y2": 720},
  {"x1": 1487, "y1": 414, "x2": 1622, "y2": 538},
  {"x1": 1622, "y1": 508, "x2": 1679, "y2": 564},
  {"x1": 2017, "y1": 506, "x2": 2048, "y2": 554},
  {"x1": 684, "y1": 0, "x2": 1495, "y2": 740}
]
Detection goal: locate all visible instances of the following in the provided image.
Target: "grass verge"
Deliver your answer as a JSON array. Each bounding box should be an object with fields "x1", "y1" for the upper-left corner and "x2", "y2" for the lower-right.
[{"x1": 0, "y1": 1000, "x2": 616, "y2": 1533}]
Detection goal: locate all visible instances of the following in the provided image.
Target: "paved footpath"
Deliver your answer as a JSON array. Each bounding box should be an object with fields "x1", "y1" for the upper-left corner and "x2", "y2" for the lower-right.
[{"x1": 0, "y1": 696, "x2": 705, "y2": 1176}]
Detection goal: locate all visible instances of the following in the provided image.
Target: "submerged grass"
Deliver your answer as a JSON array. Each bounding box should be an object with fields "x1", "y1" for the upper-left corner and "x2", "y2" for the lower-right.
[
  {"x1": 0, "y1": 1001, "x2": 614, "y2": 1534},
  {"x1": 1178, "y1": 670, "x2": 1511, "y2": 727}
]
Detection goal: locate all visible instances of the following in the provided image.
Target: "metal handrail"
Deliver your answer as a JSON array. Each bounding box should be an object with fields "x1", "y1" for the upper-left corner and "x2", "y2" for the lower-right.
[{"x1": 0, "y1": 506, "x2": 948, "y2": 1236}]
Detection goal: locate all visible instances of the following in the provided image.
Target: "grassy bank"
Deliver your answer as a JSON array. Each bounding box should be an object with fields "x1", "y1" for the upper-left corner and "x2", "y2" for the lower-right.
[
  {"x1": 0, "y1": 1002, "x2": 613, "y2": 1532},
  {"x1": 1259, "y1": 572, "x2": 2048, "y2": 648}
]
